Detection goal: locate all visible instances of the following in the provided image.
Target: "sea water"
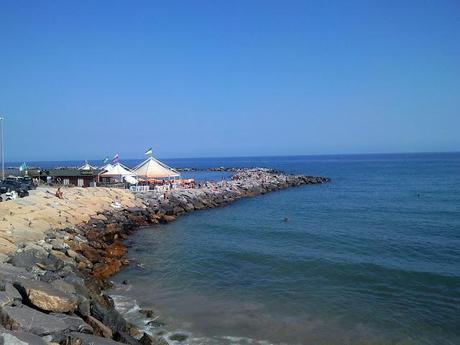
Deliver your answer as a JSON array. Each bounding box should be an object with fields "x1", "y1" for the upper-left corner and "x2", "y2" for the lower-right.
[{"x1": 39, "y1": 154, "x2": 460, "y2": 345}]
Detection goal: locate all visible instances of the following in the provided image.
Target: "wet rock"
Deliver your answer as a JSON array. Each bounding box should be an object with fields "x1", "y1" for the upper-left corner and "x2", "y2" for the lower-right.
[
  {"x1": 91, "y1": 301, "x2": 130, "y2": 334},
  {"x1": 14, "y1": 279, "x2": 78, "y2": 313},
  {"x1": 169, "y1": 333, "x2": 188, "y2": 342},
  {"x1": 139, "y1": 309, "x2": 154, "y2": 318},
  {"x1": 139, "y1": 333, "x2": 154, "y2": 345},
  {"x1": 105, "y1": 243, "x2": 127, "y2": 259},
  {"x1": 149, "y1": 336, "x2": 169, "y2": 345},
  {"x1": 85, "y1": 315, "x2": 113, "y2": 339},
  {"x1": 146, "y1": 319, "x2": 165, "y2": 327},
  {"x1": 114, "y1": 330, "x2": 141, "y2": 345},
  {"x1": 64, "y1": 332, "x2": 124, "y2": 345},
  {"x1": 160, "y1": 215, "x2": 176, "y2": 223},
  {"x1": 92, "y1": 259, "x2": 122, "y2": 279}
]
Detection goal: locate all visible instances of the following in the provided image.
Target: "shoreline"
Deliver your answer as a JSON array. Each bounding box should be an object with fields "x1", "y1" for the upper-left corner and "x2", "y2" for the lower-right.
[{"x1": 0, "y1": 168, "x2": 329, "y2": 344}]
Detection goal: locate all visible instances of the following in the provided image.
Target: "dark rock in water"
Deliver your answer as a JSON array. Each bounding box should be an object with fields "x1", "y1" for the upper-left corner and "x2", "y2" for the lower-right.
[
  {"x1": 140, "y1": 334, "x2": 169, "y2": 345},
  {"x1": 114, "y1": 330, "x2": 142, "y2": 345},
  {"x1": 85, "y1": 315, "x2": 113, "y2": 338},
  {"x1": 122, "y1": 279, "x2": 129, "y2": 285},
  {"x1": 91, "y1": 300, "x2": 130, "y2": 334},
  {"x1": 65, "y1": 332, "x2": 124, "y2": 344},
  {"x1": 139, "y1": 332, "x2": 153, "y2": 345},
  {"x1": 139, "y1": 308, "x2": 154, "y2": 318},
  {"x1": 0, "y1": 329, "x2": 48, "y2": 345},
  {"x1": 169, "y1": 333, "x2": 188, "y2": 342},
  {"x1": 146, "y1": 319, "x2": 165, "y2": 327}
]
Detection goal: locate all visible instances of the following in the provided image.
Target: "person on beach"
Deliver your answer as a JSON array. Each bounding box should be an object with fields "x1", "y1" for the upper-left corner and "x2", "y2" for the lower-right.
[
  {"x1": 111, "y1": 195, "x2": 121, "y2": 209},
  {"x1": 55, "y1": 187, "x2": 63, "y2": 199}
]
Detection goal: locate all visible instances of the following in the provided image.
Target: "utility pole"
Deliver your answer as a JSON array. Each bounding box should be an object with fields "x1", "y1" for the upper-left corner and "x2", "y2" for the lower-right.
[{"x1": 0, "y1": 116, "x2": 4, "y2": 180}]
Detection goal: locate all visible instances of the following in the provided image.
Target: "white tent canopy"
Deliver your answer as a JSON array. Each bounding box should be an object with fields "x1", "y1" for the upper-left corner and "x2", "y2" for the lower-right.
[
  {"x1": 100, "y1": 163, "x2": 138, "y2": 184},
  {"x1": 78, "y1": 161, "x2": 97, "y2": 170},
  {"x1": 100, "y1": 163, "x2": 114, "y2": 172},
  {"x1": 133, "y1": 156, "x2": 180, "y2": 179},
  {"x1": 100, "y1": 163, "x2": 134, "y2": 177}
]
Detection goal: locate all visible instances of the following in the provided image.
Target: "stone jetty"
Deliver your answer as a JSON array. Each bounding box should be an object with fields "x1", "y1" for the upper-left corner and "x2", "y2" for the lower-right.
[{"x1": 0, "y1": 168, "x2": 329, "y2": 344}]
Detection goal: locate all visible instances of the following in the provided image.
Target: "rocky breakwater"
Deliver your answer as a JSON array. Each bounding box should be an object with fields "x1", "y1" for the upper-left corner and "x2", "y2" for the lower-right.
[
  {"x1": 138, "y1": 168, "x2": 330, "y2": 223},
  {"x1": 0, "y1": 168, "x2": 329, "y2": 344}
]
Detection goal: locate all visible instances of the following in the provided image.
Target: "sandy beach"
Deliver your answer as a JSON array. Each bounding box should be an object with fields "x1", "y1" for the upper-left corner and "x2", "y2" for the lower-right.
[{"x1": 0, "y1": 187, "x2": 141, "y2": 254}]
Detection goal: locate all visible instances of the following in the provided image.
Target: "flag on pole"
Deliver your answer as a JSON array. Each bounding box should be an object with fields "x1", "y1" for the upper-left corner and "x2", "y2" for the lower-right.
[
  {"x1": 145, "y1": 148, "x2": 153, "y2": 156},
  {"x1": 103, "y1": 156, "x2": 109, "y2": 164},
  {"x1": 112, "y1": 154, "x2": 119, "y2": 164}
]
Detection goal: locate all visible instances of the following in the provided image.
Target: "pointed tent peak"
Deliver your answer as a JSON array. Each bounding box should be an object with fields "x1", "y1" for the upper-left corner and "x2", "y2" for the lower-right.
[
  {"x1": 79, "y1": 161, "x2": 97, "y2": 170},
  {"x1": 100, "y1": 162, "x2": 134, "y2": 177},
  {"x1": 100, "y1": 163, "x2": 114, "y2": 172},
  {"x1": 133, "y1": 156, "x2": 180, "y2": 179}
]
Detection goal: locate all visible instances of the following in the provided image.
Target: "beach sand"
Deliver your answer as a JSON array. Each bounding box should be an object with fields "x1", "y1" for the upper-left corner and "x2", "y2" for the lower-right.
[{"x1": 0, "y1": 186, "x2": 143, "y2": 254}]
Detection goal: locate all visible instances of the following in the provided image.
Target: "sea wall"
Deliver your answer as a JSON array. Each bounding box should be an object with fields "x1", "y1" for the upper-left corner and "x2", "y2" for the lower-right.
[{"x1": 0, "y1": 169, "x2": 329, "y2": 344}]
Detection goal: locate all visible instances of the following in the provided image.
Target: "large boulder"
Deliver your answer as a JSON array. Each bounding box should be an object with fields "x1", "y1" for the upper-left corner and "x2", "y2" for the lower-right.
[
  {"x1": 0, "y1": 263, "x2": 34, "y2": 283},
  {"x1": 0, "y1": 305, "x2": 90, "y2": 340},
  {"x1": 85, "y1": 315, "x2": 112, "y2": 338},
  {"x1": 0, "y1": 329, "x2": 48, "y2": 345},
  {"x1": 0, "y1": 283, "x2": 22, "y2": 307},
  {"x1": 92, "y1": 258, "x2": 122, "y2": 279},
  {"x1": 13, "y1": 279, "x2": 78, "y2": 313},
  {"x1": 105, "y1": 243, "x2": 127, "y2": 259}
]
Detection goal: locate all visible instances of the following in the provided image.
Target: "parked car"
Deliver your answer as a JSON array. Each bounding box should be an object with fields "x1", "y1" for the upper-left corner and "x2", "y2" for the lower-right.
[
  {"x1": 0, "y1": 180, "x2": 31, "y2": 198},
  {"x1": 0, "y1": 180, "x2": 20, "y2": 193}
]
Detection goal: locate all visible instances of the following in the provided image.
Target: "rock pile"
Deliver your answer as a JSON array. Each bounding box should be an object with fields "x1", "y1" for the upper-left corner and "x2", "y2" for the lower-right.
[
  {"x1": 138, "y1": 168, "x2": 329, "y2": 223},
  {"x1": 0, "y1": 168, "x2": 329, "y2": 344}
]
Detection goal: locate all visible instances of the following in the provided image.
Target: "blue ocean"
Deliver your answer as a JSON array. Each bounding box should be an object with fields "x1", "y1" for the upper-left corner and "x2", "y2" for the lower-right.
[{"x1": 25, "y1": 154, "x2": 460, "y2": 344}]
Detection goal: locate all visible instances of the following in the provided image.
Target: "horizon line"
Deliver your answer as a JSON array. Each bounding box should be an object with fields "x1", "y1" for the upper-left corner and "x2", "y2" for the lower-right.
[{"x1": 5, "y1": 150, "x2": 460, "y2": 165}]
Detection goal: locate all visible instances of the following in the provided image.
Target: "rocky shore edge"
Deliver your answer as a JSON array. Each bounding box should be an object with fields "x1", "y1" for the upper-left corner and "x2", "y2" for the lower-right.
[{"x1": 0, "y1": 168, "x2": 329, "y2": 345}]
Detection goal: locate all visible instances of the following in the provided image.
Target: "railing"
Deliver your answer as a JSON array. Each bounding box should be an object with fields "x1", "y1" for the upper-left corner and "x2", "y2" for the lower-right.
[{"x1": 129, "y1": 185, "x2": 150, "y2": 192}]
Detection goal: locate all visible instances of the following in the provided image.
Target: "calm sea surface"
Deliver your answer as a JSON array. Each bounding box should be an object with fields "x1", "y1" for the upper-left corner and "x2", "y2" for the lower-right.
[{"x1": 27, "y1": 154, "x2": 460, "y2": 344}]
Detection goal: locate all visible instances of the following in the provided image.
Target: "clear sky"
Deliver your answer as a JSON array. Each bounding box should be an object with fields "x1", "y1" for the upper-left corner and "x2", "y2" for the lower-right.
[{"x1": 1, "y1": 0, "x2": 459, "y2": 162}]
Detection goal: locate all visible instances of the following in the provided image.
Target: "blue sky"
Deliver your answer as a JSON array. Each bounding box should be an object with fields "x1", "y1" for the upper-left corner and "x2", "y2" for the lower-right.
[{"x1": 0, "y1": 0, "x2": 459, "y2": 161}]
